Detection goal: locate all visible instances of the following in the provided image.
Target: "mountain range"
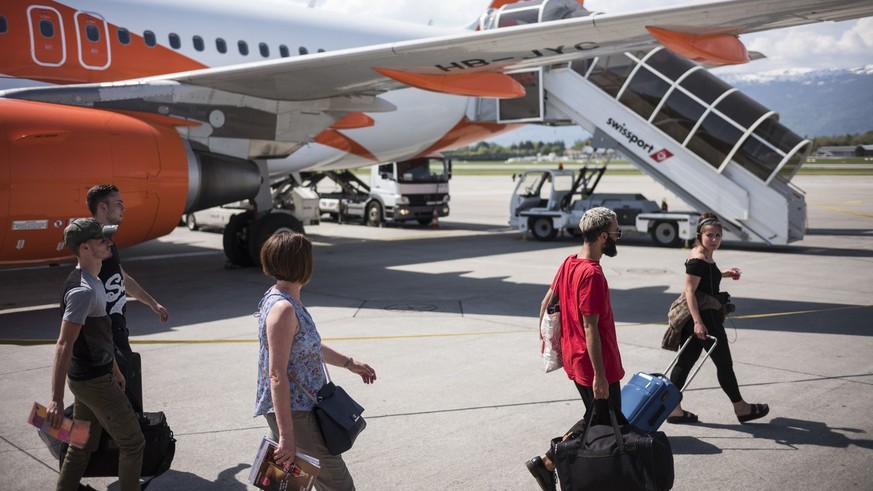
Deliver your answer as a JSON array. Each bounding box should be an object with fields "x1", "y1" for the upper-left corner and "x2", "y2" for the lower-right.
[{"x1": 487, "y1": 65, "x2": 873, "y2": 146}]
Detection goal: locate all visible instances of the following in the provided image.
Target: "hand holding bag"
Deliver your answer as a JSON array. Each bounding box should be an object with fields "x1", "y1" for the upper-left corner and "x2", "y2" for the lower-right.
[{"x1": 298, "y1": 364, "x2": 367, "y2": 456}]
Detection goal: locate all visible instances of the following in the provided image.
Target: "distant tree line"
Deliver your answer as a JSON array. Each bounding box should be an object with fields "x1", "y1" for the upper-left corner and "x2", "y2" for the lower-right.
[
  {"x1": 811, "y1": 130, "x2": 873, "y2": 148},
  {"x1": 446, "y1": 139, "x2": 592, "y2": 161}
]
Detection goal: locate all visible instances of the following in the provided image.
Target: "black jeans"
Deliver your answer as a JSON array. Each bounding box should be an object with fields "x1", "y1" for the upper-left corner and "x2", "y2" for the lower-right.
[{"x1": 669, "y1": 309, "x2": 742, "y2": 403}]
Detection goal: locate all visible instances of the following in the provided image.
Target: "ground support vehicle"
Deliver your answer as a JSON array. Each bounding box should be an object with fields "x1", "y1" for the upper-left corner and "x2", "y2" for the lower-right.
[{"x1": 316, "y1": 156, "x2": 451, "y2": 227}]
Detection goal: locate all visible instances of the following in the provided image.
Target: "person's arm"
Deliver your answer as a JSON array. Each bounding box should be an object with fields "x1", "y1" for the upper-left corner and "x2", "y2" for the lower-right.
[
  {"x1": 322, "y1": 344, "x2": 377, "y2": 384},
  {"x1": 582, "y1": 313, "x2": 608, "y2": 399},
  {"x1": 112, "y1": 357, "x2": 126, "y2": 391},
  {"x1": 46, "y1": 320, "x2": 81, "y2": 428},
  {"x1": 684, "y1": 273, "x2": 707, "y2": 340},
  {"x1": 265, "y1": 302, "x2": 299, "y2": 466},
  {"x1": 538, "y1": 288, "x2": 554, "y2": 326},
  {"x1": 120, "y1": 266, "x2": 169, "y2": 322}
]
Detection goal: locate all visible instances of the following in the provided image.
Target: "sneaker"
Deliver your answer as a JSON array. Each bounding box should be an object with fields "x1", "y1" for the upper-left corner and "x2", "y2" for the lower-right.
[{"x1": 525, "y1": 456, "x2": 556, "y2": 491}]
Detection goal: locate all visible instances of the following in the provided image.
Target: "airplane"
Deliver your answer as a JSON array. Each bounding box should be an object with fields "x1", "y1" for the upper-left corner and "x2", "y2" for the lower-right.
[{"x1": 2, "y1": 0, "x2": 872, "y2": 267}]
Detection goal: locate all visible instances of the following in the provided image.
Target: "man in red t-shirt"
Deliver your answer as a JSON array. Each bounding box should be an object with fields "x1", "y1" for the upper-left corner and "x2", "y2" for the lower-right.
[{"x1": 526, "y1": 207, "x2": 626, "y2": 491}]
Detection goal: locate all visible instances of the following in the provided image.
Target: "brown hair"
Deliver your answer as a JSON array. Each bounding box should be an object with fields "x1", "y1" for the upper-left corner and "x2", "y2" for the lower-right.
[
  {"x1": 260, "y1": 232, "x2": 313, "y2": 284},
  {"x1": 694, "y1": 212, "x2": 723, "y2": 248},
  {"x1": 86, "y1": 184, "x2": 120, "y2": 216}
]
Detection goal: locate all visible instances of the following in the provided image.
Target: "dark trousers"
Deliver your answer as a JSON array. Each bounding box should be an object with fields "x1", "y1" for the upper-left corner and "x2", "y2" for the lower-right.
[{"x1": 669, "y1": 309, "x2": 742, "y2": 403}]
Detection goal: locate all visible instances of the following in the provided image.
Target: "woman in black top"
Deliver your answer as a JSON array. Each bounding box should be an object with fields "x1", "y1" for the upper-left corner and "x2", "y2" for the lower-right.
[{"x1": 666, "y1": 213, "x2": 769, "y2": 424}]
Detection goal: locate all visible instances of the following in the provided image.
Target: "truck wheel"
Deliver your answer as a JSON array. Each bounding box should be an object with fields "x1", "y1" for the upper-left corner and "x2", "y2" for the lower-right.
[
  {"x1": 651, "y1": 221, "x2": 681, "y2": 248},
  {"x1": 185, "y1": 214, "x2": 199, "y2": 231},
  {"x1": 247, "y1": 212, "x2": 305, "y2": 265},
  {"x1": 223, "y1": 211, "x2": 256, "y2": 267},
  {"x1": 530, "y1": 217, "x2": 558, "y2": 241},
  {"x1": 366, "y1": 202, "x2": 383, "y2": 227}
]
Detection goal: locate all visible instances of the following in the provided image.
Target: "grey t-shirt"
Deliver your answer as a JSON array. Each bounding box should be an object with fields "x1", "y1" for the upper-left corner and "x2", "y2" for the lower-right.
[{"x1": 62, "y1": 268, "x2": 114, "y2": 380}]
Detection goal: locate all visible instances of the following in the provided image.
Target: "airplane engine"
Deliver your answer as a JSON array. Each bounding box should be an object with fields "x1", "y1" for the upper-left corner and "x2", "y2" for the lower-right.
[{"x1": 0, "y1": 99, "x2": 252, "y2": 266}]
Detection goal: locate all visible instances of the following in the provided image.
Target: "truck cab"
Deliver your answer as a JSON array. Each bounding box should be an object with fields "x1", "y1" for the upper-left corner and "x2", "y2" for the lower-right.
[{"x1": 367, "y1": 156, "x2": 451, "y2": 226}]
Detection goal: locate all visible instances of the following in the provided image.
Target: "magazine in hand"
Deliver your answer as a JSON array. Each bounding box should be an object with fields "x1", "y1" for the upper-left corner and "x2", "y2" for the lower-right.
[
  {"x1": 27, "y1": 402, "x2": 90, "y2": 449},
  {"x1": 249, "y1": 436, "x2": 320, "y2": 491}
]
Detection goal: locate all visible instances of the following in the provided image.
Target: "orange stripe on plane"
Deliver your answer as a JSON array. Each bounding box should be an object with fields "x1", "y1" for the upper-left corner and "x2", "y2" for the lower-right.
[
  {"x1": 375, "y1": 68, "x2": 525, "y2": 99},
  {"x1": 647, "y1": 27, "x2": 749, "y2": 66},
  {"x1": 330, "y1": 112, "x2": 375, "y2": 130},
  {"x1": 314, "y1": 129, "x2": 379, "y2": 161},
  {"x1": 416, "y1": 119, "x2": 520, "y2": 157}
]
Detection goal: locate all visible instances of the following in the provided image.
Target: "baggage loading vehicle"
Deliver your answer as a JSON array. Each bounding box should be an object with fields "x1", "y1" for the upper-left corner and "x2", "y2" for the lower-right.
[
  {"x1": 509, "y1": 154, "x2": 692, "y2": 245},
  {"x1": 315, "y1": 155, "x2": 451, "y2": 227}
]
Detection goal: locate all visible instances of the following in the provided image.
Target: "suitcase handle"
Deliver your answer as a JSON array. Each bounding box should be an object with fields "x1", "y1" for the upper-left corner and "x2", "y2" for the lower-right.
[{"x1": 662, "y1": 335, "x2": 718, "y2": 393}]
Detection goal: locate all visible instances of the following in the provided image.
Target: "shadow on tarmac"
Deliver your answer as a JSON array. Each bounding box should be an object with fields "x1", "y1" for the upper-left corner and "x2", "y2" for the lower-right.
[
  {"x1": 2, "y1": 228, "x2": 872, "y2": 342},
  {"x1": 691, "y1": 417, "x2": 873, "y2": 451},
  {"x1": 104, "y1": 464, "x2": 249, "y2": 490}
]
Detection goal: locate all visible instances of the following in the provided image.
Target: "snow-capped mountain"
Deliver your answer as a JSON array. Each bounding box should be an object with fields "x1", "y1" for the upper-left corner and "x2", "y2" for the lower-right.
[{"x1": 721, "y1": 65, "x2": 873, "y2": 138}]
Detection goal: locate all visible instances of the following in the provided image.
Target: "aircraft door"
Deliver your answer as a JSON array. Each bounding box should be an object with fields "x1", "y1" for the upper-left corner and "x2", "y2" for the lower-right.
[
  {"x1": 74, "y1": 11, "x2": 110, "y2": 70},
  {"x1": 27, "y1": 5, "x2": 66, "y2": 67}
]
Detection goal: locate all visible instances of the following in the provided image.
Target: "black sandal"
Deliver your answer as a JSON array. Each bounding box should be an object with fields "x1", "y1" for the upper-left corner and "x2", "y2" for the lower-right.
[
  {"x1": 737, "y1": 403, "x2": 770, "y2": 423},
  {"x1": 666, "y1": 410, "x2": 698, "y2": 424}
]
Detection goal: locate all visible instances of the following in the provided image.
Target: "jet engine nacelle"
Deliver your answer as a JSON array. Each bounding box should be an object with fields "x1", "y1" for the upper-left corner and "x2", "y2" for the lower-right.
[{"x1": 0, "y1": 99, "x2": 266, "y2": 266}]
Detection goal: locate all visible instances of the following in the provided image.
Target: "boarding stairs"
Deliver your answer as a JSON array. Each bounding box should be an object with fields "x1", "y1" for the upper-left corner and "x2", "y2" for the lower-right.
[{"x1": 493, "y1": 47, "x2": 809, "y2": 245}]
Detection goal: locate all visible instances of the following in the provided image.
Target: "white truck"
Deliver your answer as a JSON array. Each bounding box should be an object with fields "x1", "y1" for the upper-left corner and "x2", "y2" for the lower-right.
[
  {"x1": 509, "y1": 160, "x2": 699, "y2": 246},
  {"x1": 317, "y1": 155, "x2": 451, "y2": 227}
]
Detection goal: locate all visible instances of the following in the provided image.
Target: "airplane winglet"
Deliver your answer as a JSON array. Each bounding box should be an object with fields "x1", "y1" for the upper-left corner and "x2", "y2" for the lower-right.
[
  {"x1": 646, "y1": 26, "x2": 749, "y2": 66},
  {"x1": 330, "y1": 112, "x2": 375, "y2": 130},
  {"x1": 374, "y1": 68, "x2": 525, "y2": 99}
]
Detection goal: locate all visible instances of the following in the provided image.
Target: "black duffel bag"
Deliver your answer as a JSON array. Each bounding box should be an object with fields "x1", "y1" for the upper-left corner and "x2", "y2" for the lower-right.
[
  {"x1": 554, "y1": 399, "x2": 674, "y2": 491},
  {"x1": 59, "y1": 411, "x2": 175, "y2": 488}
]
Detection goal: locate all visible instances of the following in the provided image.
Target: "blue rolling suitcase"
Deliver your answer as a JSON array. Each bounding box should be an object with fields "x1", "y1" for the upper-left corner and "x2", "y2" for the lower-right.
[{"x1": 622, "y1": 335, "x2": 717, "y2": 432}]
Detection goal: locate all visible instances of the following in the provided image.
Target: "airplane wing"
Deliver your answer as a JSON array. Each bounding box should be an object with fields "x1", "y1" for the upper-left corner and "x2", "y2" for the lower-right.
[{"x1": 137, "y1": 0, "x2": 873, "y2": 101}]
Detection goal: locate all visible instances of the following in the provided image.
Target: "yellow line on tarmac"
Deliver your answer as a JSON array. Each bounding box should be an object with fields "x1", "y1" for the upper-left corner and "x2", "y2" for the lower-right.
[
  {"x1": 0, "y1": 329, "x2": 530, "y2": 346},
  {"x1": 730, "y1": 304, "x2": 871, "y2": 320},
  {"x1": 816, "y1": 205, "x2": 873, "y2": 219}
]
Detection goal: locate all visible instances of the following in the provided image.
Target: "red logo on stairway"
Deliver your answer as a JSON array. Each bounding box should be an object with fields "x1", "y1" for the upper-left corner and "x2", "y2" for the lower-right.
[{"x1": 650, "y1": 149, "x2": 673, "y2": 163}]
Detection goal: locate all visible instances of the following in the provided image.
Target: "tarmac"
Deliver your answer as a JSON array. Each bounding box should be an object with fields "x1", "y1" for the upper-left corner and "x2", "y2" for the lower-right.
[{"x1": 1, "y1": 174, "x2": 871, "y2": 490}]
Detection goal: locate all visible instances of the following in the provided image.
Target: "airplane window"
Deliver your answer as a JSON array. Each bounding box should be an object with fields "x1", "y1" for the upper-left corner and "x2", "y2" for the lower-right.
[
  {"x1": 279, "y1": 45, "x2": 289, "y2": 57},
  {"x1": 169, "y1": 33, "x2": 181, "y2": 49},
  {"x1": 39, "y1": 19, "x2": 55, "y2": 38},
  {"x1": 0, "y1": 16, "x2": 7, "y2": 34},
  {"x1": 117, "y1": 28, "x2": 131, "y2": 45},
  {"x1": 193, "y1": 35, "x2": 204, "y2": 51},
  {"x1": 299, "y1": 47, "x2": 308, "y2": 55},
  {"x1": 86, "y1": 24, "x2": 100, "y2": 42},
  {"x1": 259, "y1": 42, "x2": 269, "y2": 57},
  {"x1": 144, "y1": 30, "x2": 156, "y2": 47},
  {"x1": 238, "y1": 40, "x2": 249, "y2": 55},
  {"x1": 216, "y1": 38, "x2": 227, "y2": 54}
]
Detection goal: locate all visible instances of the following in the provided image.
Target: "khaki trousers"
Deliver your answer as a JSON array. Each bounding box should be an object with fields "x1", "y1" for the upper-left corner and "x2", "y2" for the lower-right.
[{"x1": 264, "y1": 411, "x2": 356, "y2": 491}]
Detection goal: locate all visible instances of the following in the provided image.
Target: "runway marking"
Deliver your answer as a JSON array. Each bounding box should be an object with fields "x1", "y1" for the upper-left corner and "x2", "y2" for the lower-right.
[
  {"x1": 815, "y1": 205, "x2": 873, "y2": 219},
  {"x1": 2, "y1": 305, "x2": 868, "y2": 346},
  {"x1": 0, "y1": 329, "x2": 530, "y2": 346}
]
